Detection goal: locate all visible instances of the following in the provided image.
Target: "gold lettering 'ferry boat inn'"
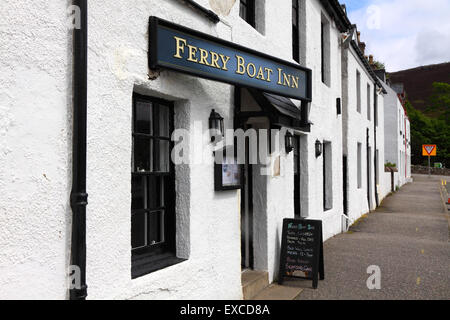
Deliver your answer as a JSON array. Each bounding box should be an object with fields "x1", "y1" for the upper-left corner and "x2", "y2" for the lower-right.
[{"x1": 173, "y1": 36, "x2": 301, "y2": 89}]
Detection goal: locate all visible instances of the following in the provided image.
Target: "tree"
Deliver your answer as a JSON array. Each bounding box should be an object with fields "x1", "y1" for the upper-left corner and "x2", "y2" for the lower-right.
[
  {"x1": 406, "y1": 100, "x2": 449, "y2": 167},
  {"x1": 426, "y1": 82, "x2": 450, "y2": 124},
  {"x1": 373, "y1": 60, "x2": 385, "y2": 70}
]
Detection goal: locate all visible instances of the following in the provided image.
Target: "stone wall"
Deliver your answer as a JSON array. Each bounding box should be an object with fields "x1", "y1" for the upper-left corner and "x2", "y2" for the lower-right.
[{"x1": 412, "y1": 165, "x2": 450, "y2": 176}]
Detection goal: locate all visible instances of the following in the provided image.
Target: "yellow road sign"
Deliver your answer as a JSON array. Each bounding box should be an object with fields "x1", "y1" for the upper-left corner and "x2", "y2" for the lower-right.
[{"x1": 422, "y1": 145, "x2": 437, "y2": 156}]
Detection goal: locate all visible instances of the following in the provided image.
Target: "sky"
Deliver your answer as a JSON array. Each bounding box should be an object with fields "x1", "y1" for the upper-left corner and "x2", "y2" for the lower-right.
[{"x1": 342, "y1": 0, "x2": 450, "y2": 72}]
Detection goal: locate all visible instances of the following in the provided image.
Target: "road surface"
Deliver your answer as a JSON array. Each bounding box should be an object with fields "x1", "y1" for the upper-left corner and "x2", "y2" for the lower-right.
[{"x1": 294, "y1": 174, "x2": 449, "y2": 300}]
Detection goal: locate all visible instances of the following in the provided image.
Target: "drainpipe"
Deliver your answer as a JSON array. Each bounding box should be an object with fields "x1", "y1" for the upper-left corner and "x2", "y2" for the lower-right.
[
  {"x1": 374, "y1": 87, "x2": 379, "y2": 207},
  {"x1": 70, "y1": 0, "x2": 88, "y2": 300}
]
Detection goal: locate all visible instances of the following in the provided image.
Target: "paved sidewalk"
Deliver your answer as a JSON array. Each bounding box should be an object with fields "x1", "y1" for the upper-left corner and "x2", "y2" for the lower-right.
[{"x1": 294, "y1": 174, "x2": 450, "y2": 300}]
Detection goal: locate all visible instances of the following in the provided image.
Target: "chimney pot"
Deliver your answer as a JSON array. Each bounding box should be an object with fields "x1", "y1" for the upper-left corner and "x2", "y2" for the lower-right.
[{"x1": 359, "y1": 42, "x2": 366, "y2": 55}]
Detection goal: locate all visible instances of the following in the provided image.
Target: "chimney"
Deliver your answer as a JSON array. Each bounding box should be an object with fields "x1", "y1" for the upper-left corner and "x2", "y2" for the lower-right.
[
  {"x1": 369, "y1": 55, "x2": 374, "y2": 65},
  {"x1": 359, "y1": 42, "x2": 366, "y2": 55},
  {"x1": 356, "y1": 31, "x2": 366, "y2": 55}
]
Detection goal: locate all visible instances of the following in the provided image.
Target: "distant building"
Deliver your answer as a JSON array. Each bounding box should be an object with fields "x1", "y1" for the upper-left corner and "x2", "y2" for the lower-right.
[
  {"x1": 379, "y1": 75, "x2": 412, "y2": 188},
  {"x1": 341, "y1": 28, "x2": 387, "y2": 226}
]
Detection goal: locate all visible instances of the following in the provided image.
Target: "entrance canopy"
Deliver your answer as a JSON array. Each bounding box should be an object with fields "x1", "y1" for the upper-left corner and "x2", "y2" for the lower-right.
[
  {"x1": 235, "y1": 87, "x2": 311, "y2": 132},
  {"x1": 246, "y1": 89, "x2": 311, "y2": 132}
]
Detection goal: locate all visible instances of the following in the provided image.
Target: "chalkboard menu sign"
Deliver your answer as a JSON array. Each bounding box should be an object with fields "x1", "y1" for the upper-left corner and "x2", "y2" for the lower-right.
[{"x1": 278, "y1": 219, "x2": 324, "y2": 289}]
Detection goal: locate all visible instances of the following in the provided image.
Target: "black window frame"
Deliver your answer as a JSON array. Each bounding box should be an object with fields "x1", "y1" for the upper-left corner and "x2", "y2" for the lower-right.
[
  {"x1": 240, "y1": 0, "x2": 256, "y2": 28},
  {"x1": 131, "y1": 93, "x2": 184, "y2": 279},
  {"x1": 321, "y1": 21, "x2": 325, "y2": 83},
  {"x1": 367, "y1": 83, "x2": 371, "y2": 120},
  {"x1": 375, "y1": 94, "x2": 379, "y2": 127},
  {"x1": 356, "y1": 70, "x2": 361, "y2": 113},
  {"x1": 357, "y1": 142, "x2": 362, "y2": 189},
  {"x1": 320, "y1": 15, "x2": 331, "y2": 86},
  {"x1": 292, "y1": 0, "x2": 300, "y2": 63}
]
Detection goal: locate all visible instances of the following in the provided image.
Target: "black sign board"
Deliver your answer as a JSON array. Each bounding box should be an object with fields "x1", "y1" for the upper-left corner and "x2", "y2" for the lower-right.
[
  {"x1": 278, "y1": 219, "x2": 324, "y2": 289},
  {"x1": 149, "y1": 17, "x2": 312, "y2": 101}
]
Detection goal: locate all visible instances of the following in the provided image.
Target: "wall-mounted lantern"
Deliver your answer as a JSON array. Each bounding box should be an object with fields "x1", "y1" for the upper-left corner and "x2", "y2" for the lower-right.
[
  {"x1": 315, "y1": 140, "x2": 323, "y2": 158},
  {"x1": 209, "y1": 109, "x2": 224, "y2": 143},
  {"x1": 285, "y1": 131, "x2": 294, "y2": 154}
]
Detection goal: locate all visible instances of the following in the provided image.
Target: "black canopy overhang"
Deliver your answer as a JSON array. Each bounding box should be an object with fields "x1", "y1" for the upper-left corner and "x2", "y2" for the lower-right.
[{"x1": 242, "y1": 88, "x2": 311, "y2": 132}]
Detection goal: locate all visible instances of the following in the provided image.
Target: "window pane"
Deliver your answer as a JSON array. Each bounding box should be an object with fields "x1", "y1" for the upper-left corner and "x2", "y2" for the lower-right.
[
  {"x1": 247, "y1": 0, "x2": 255, "y2": 27},
  {"x1": 134, "y1": 137, "x2": 153, "y2": 172},
  {"x1": 240, "y1": 0, "x2": 255, "y2": 27},
  {"x1": 356, "y1": 71, "x2": 361, "y2": 112},
  {"x1": 293, "y1": 26, "x2": 299, "y2": 62},
  {"x1": 154, "y1": 139, "x2": 170, "y2": 172},
  {"x1": 293, "y1": 138, "x2": 299, "y2": 175},
  {"x1": 239, "y1": 3, "x2": 247, "y2": 20},
  {"x1": 132, "y1": 212, "x2": 146, "y2": 249},
  {"x1": 148, "y1": 211, "x2": 164, "y2": 246},
  {"x1": 135, "y1": 101, "x2": 152, "y2": 134},
  {"x1": 367, "y1": 84, "x2": 371, "y2": 120},
  {"x1": 357, "y1": 143, "x2": 362, "y2": 188},
  {"x1": 131, "y1": 176, "x2": 146, "y2": 210},
  {"x1": 292, "y1": 1, "x2": 298, "y2": 26},
  {"x1": 148, "y1": 176, "x2": 164, "y2": 209},
  {"x1": 321, "y1": 23, "x2": 325, "y2": 83},
  {"x1": 158, "y1": 105, "x2": 170, "y2": 137}
]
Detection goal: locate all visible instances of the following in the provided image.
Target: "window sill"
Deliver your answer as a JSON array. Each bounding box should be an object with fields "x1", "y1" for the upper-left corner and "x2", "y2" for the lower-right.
[
  {"x1": 321, "y1": 81, "x2": 331, "y2": 88},
  {"x1": 132, "y1": 252, "x2": 187, "y2": 279}
]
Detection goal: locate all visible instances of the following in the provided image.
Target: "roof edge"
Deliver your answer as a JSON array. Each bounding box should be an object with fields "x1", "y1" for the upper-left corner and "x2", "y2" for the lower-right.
[
  {"x1": 320, "y1": 0, "x2": 352, "y2": 32},
  {"x1": 350, "y1": 40, "x2": 387, "y2": 94}
]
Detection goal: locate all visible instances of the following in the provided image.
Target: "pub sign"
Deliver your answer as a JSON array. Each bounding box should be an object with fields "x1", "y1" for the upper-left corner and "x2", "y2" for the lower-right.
[{"x1": 149, "y1": 17, "x2": 312, "y2": 101}]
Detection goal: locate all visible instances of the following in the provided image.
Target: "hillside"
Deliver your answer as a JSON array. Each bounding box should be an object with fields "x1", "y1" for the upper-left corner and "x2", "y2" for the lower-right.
[{"x1": 388, "y1": 62, "x2": 450, "y2": 118}]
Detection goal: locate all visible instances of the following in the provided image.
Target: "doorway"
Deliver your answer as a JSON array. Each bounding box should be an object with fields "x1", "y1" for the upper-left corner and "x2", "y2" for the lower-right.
[
  {"x1": 241, "y1": 125, "x2": 254, "y2": 270},
  {"x1": 342, "y1": 155, "x2": 348, "y2": 216},
  {"x1": 367, "y1": 145, "x2": 372, "y2": 210},
  {"x1": 293, "y1": 135, "x2": 302, "y2": 218}
]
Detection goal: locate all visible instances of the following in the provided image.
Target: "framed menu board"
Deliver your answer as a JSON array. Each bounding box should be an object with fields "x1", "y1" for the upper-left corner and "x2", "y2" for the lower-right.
[
  {"x1": 214, "y1": 147, "x2": 243, "y2": 191},
  {"x1": 278, "y1": 219, "x2": 325, "y2": 289}
]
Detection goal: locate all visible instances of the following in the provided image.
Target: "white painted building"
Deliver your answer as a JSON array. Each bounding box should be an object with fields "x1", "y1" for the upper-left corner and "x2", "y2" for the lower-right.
[
  {"x1": 341, "y1": 30, "x2": 388, "y2": 225},
  {"x1": 380, "y1": 79, "x2": 412, "y2": 189},
  {"x1": 0, "y1": 0, "x2": 404, "y2": 300}
]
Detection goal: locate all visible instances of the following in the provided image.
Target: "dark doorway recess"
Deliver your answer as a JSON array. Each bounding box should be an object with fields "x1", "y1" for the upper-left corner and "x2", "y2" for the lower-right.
[
  {"x1": 294, "y1": 135, "x2": 302, "y2": 218},
  {"x1": 241, "y1": 124, "x2": 254, "y2": 270},
  {"x1": 366, "y1": 128, "x2": 371, "y2": 210},
  {"x1": 343, "y1": 155, "x2": 348, "y2": 216}
]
